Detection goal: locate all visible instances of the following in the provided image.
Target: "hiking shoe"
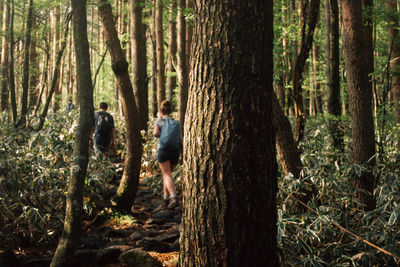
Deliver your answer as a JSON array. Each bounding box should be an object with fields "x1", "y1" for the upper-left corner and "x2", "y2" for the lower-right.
[
  {"x1": 154, "y1": 199, "x2": 169, "y2": 212},
  {"x1": 167, "y1": 197, "x2": 178, "y2": 209}
]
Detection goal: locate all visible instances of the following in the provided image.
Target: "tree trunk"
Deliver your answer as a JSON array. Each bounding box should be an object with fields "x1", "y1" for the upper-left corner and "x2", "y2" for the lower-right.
[
  {"x1": 342, "y1": 0, "x2": 376, "y2": 210},
  {"x1": 18, "y1": 0, "x2": 34, "y2": 127},
  {"x1": 131, "y1": 0, "x2": 148, "y2": 131},
  {"x1": 9, "y1": 0, "x2": 16, "y2": 123},
  {"x1": 29, "y1": 14, "x2": 38, "y2": 109},
  {"x1": 50, "y1": 2, "x2": 93, "y2": 266},
  {"x1": 180, "y1": 1, "x2": 278, "y2": 265},
  {"x1": 0, "y1": 0, "x2": 9, "y2": 111},
  {"x1": 386, "y1": 0, "x2": 400, "y2": 122},
  {"x1": 292, "y1": 0, "x2": 320, "y2": 145},
  {"x1": 185, "y1": 0, "x2": 193, "y2": 69},
  {"x1": 177, "y1": 0, "x2": 188, "y2": 126},
  {"x1": 52, "y1": 4, "x2": 62, "y2": 112},
  {"x1": 37, "y1": 14, "x2": 71, "y2": 131},
  {"x1": 150, "y1": 0, "x2": 158, "y2": 117},
  {"x1": 156, "y1": 0, "x2": 165, "y2": 107},
  {"x1": 98, "y1": 0, "x2": 143, "y2": 212},
  {"x1": 167, "y1": 0, "x2": 177, "y2": 102}
]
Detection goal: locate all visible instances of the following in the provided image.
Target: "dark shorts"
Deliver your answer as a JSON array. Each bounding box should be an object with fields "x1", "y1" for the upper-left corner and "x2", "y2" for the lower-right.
[{"x1": 157, "y1": 147, "x2": 179, "y2": 164}]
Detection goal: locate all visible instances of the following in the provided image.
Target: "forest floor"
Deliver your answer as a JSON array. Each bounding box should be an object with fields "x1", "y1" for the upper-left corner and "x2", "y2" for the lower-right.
[{"x1": 1, "y1": 185, "x2": 181, "y2": 267}]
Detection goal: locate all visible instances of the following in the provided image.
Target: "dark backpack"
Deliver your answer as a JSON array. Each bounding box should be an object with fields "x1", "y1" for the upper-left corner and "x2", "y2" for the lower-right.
[
  {"x1": 159, "y1": 118, "x2": 181, "y2": 149},
  {"x1": 95, "y1": 112, "x2": 112, "y2": 135}
]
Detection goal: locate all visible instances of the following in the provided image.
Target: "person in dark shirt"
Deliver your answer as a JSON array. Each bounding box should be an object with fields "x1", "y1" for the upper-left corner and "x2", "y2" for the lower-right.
[{"x1": 91, "y1": 102, "x2": 116, "y2": 154}]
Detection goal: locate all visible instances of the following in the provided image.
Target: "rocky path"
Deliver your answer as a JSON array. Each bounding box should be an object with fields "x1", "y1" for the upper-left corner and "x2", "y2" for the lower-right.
[{"x1": 1, "y1": 188, "x2": 181, "y2": 267}]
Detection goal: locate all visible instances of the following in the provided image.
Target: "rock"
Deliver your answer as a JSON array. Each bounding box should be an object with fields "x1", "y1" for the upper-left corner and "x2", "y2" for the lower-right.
[
  {"x1": 119, "y1": 248, "x2": 161, "y2": 267},
  {"x1": 151, "y1": 211, "x2": 175, "y2": 221},
  {"x1": 97, "y1": 245, "x2": 132, "y2": 265},
  {"x1": 80, "y1": 235, "x2": 103, "y2": 249},
  {"x1": 142, "y1": 238, "x2": 172, "y2": 253},
  {"x1": 154, "y1": 232, "x2": 180, "y2": 243},
  {"x1": 0, "y1": 250, "x2": 21, "y2": 267},
  {"x1": 170, "y1": 239, "x2": 180, "y2": 252},
  {"x1": 20, "y1": 257, "x2": 51, "y2": 267},
  {"x1": 74, "y1": 249, "x2": 98, "y2": 266},
  {"x1": 129, "y1": 231, "x2": 144, "y2": 241}
]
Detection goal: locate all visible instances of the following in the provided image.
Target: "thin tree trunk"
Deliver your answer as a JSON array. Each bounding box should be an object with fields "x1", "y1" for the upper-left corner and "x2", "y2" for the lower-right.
[
  {"x1": 292, "y1": 0, "x2": 320, "y2": 145},
  {"x1": 98, "y1": 0, "x2": 143, "y2": 212},
  {"x1": 180, "y1": 0, "x2": 278, "y2": 265},
  {"x1": 150, "y1": 0, "x2": 158, "y2": 117},
  {"x1": 167, "y1": 0, "x2": 177, "y2": 102},
  {"x1": 0, "y1": 0, "x2": 9, "y2": 111},
  {"x1": 9, "y1": 0, "x2": 16, "y2": 123},
  {"x1": 52, "y1": 4, "x2": 61, "y2": 112},
  {"x1": 50, "y1": 2, "x2": 93, "y2": 266},
  {"x1": 18, "y1": 0, "x2": 34, "y2": 127},
  {"x1": 185, "y1": 0, "x2": 193, "y2": 70},
  {"x1": 131, "y1": 0, "x2": 148, "y2": 131},
  {"x1": 29, "y1": 14, "x2": 38, "y2": 109},
  {"x1": 342, "y1": 0, "x2": 376, "y2": 210},
  {"x1": 177, "y1": 0, "x2": 188, "y2": 126},
  {"x1": 37, "y1": 14, "x2": 72, "y2": 131},
  {"x1": 156, "y1": 0, "x2": 165, "y2": 107}
]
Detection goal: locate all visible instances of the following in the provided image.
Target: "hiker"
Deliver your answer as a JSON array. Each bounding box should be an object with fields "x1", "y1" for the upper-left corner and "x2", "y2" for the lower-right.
[
  {"x1": 153, "y1": 100, "x2": 181, "y2": 210},
  {"x1": 91, "y1": 102, "x2": 116, "y2": 154},
  {"x1": 65, "y1": 97, "x2": 75, "y2": 113}
]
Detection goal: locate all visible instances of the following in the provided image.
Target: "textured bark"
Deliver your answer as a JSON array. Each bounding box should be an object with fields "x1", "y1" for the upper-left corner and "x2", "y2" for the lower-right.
[
  {"x1": 167, "y1": 0, "x2": 177, "y2": 102},
  {"x1": 312, "y1": 42, "x2": 322, "y2": 114},
  {"x1": 386, "y1": 0, "x2": 400, "y2": 122},
  {"x1": 150, "y1": 1, "x2": 158, "y2": 117},
  {"x1": 98, "y1": 0, "x2": 143, "y2": 212},
  {"x1": 185, "y1": 0, "x2": 193, "y2": 70},
  {"x1": 180, "y1": 1, "x2": 278, "y2": 265},
  {"x1": 292, "y1": 0, "x2": 320, "y2": 145},
  {"x1": 131, "y1": 0, "x2": 148, "y2": 131},
  {"x1": 50, "y1": 1, "x2": 93, "y2": 266},
  {"x1": 0, "y1": 0, "x2": 9, "y2": 111},
  {"x1": 52, "y1": 4, "x2": 62, "y2": 112},
  {"x1": 155, "y1": 0, "x2": 166, "y2": 107},
  {"x1": 18, "y1": 0, "x2": 34, "y2": 127},
  {"x1": 325, "y1": 0, "x2": 343, "y2": 151},
  {"x1": 177, "y1": 0, "x2": 188, "y2": 126},
  {"x1": 342, "y1": 0, "x2": 376, "y2": 210},
  {"x1": 8, "y1": 0, "x2": 16, "y2": 123},
  {"x1": 37, "y1": 14, "x2": 72, "y2": 131},
  {"x1": 29, "y1": 14, "x2": 38, "y2": 108}
]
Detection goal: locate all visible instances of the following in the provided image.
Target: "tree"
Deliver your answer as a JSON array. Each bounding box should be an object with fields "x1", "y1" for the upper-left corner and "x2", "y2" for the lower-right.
[
  {"x1": 325, "y1": 0, "x2": 343, "y2": 151},
  {"x1": 167, "y1": 0, "x2": 177, "y2": 102},
  {"x1": 292, "y1": 0, "x2": 320, "y2": 145},
  {"x1": 98, "y1": 0, "x2": 143, "y2": 212},
  {"x1": 52, "y1": 3, "x2": 62, "y2": 112},
  {"x1": 342, "y1": 0, "x2": 376, "y2": 210},
  {"x1": 150, "y1": 0, "x2": 158, "y2": 117},
  {"x1": 177, "y1": 0, "x2": 188, "y2": 126},
  {"x1": 155, "y1": 0, "x2": 166, "y2": 107},
  {"x1": 0, "y1": 0, "x2": 9, "y2": 111},
  {"x1": 131, "y1": 0, "x2": 148, "y2": 131},
  {"x1": 18, "y1": 0, "x2": 34, "y2": 127},
  {"x1": 8, "y1": 0, "x2": 16, "y2": 123},
  {"x1": 180, "y1": 0, "x2": 278, "y2": 265},
  {"x1": 386, "y1": 0, "x2": 400, "y2": 122},
  {"x1": 50, "y1": 0, "x2": 94, "y2": 265}
]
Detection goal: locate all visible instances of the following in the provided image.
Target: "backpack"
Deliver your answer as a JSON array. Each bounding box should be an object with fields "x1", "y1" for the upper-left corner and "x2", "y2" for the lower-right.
[
  {"x1": 159, "y1": 118, "x2": 181, "y2": 149},
  {"x1": 95, "y1": 112, "x2": 113, "y2": 135}
]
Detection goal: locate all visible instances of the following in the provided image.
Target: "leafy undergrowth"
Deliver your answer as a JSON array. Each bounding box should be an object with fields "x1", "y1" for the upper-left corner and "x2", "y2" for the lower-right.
[{"x1": 1, "y1": 111, "x2": 400, "y2": 266}]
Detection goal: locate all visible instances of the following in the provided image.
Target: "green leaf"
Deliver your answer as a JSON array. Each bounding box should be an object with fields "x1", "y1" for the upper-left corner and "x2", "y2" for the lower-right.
[
  {"x1": 298, "y1": 237, "x2": 312, "y2": 254},
  {"x1": 388, "y1": 211, "x2": 396, "y2": 226}
]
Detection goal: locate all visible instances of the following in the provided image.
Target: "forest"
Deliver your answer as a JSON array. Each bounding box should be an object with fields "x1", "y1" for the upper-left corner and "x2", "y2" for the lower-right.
[{"x1": 0, "y1": 0, "x2": 400, "y2": 266}]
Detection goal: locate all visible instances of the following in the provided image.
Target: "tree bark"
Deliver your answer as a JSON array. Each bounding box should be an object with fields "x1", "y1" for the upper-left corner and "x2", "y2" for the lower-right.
[
  {"x1": 0, "y1": 0, "x2": 9, "y2": 111},
  {"x1": 180, "y1": 1, "x2": 278, "y2": 265},
  {"x1": 52, "y1": 4, "x2": 62, "y2": 112},
  {"x1": 9, "y1": 0, "x2": 16, "y2": 123},
  {"x1": 342, "y1": 0, "x2": 376, "y2": 210},
  {"x1": 98, "y1": 0, "x2": 143, "y2": 212},
  {"x1": 177, "y1": 0, "x2": 188, "y2": 126},
  {"x1": 29, "y1": 14, "x2": 39, "y2": 109},
  {"x1": 18, "y1": 0, "x2": 34, "y2": 127},
  {"x1": 150, "y1": 0, "x2": 158, "y2": 117},
  {"x1": 156, "y1": 0, "x2": 165, "y2": 108},
  {"x1": 131, "y1": 0, "x2": 148, "y2": 131},
  {"x1": 185, "y1": 0, "x2": 193, "y2": 69},
  {"x1": 167, "y1": 0, "x2": 177, "y2": 102},
  {"x1": 50, "y1": 1, "x2": 93, "y2": 266},
  {"x1": 292, "y1": 0, "x2": 320, "y2": 145}
]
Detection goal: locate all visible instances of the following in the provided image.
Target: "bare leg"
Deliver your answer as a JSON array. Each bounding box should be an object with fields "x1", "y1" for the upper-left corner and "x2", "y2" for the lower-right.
[{"x1": 159, "y1": 161, "x2": 177, "y2": 196}]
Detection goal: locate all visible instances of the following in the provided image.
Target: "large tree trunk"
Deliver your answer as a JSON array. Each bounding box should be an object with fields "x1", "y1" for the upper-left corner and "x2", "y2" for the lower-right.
[
  {"x1": 177, "y1": 0, "x2": 188, "y2": 126},
  {"x1": 155, "y1": 0, "x2": 166, "y2": 107},
  {"x1": 98, "y1": 0, "x2": 143, "y2": 212},
  {"x1": 131, "y1": 0, "x2": 148, "y2": 131},
  {"x1": 342, "y1": 0, "x2": 376, "y2": 210},
  {"x1": 386, "y1": 0, "x2": 400, "y2": 122},
  {"x1": 167, "y1": 0, "x2": 177, "y2": 102},
  {"x1": 0, "y1": 0, "x2": 9, "y2": 111},
  {"x1": 37, "y1": 14, "x2": 72, "y2": 131},
  {"x1": 50, "y1": 1, "x2": 93, "y2": 266},
  {"x1": 325, "y1": 0, "x2": 343, "y2": 151},
  {"x1": 180, "y1": 1, "x2": 278, "y2": 265},
  {"x1": 18, "y1": 0, "x2": 34, "y2": 127},
  {"x1": 292, "y1": 0, "x2": 320, "y2": 145}
]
